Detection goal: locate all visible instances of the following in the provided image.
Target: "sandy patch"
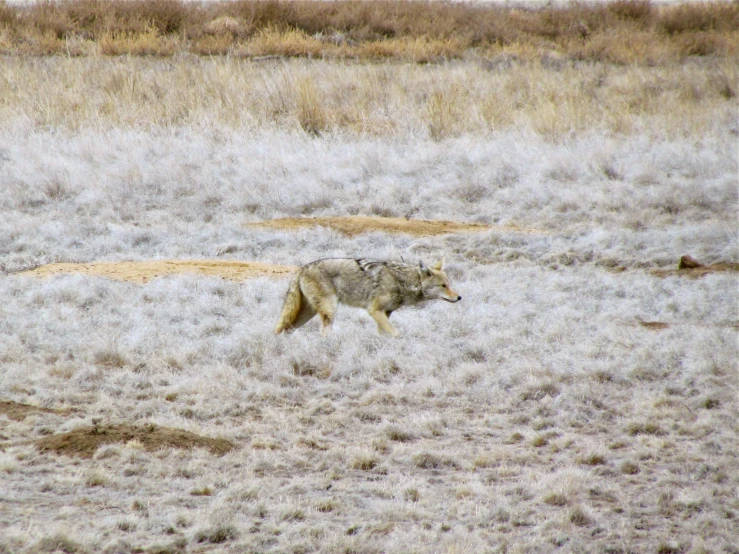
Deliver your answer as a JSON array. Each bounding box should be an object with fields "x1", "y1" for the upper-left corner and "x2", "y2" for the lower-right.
[
  {"x1": 33, "y1": 423, "x2": 236, "y2": 458},
  {"x1": 245, "y1": 216, "x2": 543, "y2": 236},
  {"x1": 23, "y1": 260, "x2": 297, "y2": 284}
]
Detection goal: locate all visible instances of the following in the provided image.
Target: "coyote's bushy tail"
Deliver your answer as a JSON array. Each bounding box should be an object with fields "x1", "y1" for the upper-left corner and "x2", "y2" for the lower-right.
[{"x1": 274, "y1": 275, "x2": 302, "y2": 334}]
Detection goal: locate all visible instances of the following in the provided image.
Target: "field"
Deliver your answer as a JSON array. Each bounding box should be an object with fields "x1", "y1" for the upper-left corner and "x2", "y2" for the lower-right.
[{"x1": 1, "y1": 1, "x2": 738, "y2": 553}]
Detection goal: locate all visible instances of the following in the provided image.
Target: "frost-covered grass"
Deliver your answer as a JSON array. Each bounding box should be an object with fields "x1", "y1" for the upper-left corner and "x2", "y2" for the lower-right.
[
  {"x1": 1, "y1": 122, "x2": 736, "y2": 271},
  {"x1": 0, "y1": 57, "x2": 737, "y2": 553},
  {"x1": 2, "y1": 255, "x2": 737, "y2": 551},
  {"x1": 1, "y1": 263, "x2": 736, "y2": 552}
]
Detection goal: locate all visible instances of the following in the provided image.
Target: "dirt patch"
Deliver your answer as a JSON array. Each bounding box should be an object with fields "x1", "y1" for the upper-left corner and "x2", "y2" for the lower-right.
[
  {"x1": 639, "y1": 321, "x2": 670, "y2": 330},
  {"x1": 34, "y1": 423, "x2": 236, "y2": 458},
  {"x1": 634, "y1": 320, "x2": 738, "y2": 330},
  {"x1": 651, "y1": 262, "x2": 739, "y2": 279},
  {"x1": 0, "y1": 401, "x2": 70, "y2": 421},
  {"x1": 23, "y1": 260, "x2": 297, "y2": 284},
  {"x1": 246, "y1": 216, "x2": 544, "y2": 237}
]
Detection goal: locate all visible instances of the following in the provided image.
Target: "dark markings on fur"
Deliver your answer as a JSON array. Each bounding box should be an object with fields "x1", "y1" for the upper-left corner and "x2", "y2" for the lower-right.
[{"x1": 356, "y1": 259, "x2": 387, "y2": 273}]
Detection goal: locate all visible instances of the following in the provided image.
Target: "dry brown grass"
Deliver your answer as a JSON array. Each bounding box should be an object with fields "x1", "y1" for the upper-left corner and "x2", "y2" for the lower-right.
[
  {"x1": 1, "y1": 54, "x2": 735, "y2": 139},
  {"x1": 0, "y1": 0, "x2": 737, "y2": 62}
]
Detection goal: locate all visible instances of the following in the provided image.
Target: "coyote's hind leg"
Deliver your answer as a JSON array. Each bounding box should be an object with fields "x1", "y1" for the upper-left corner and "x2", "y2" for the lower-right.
[
  {"x1": 292, "y1": 303, "x2": 317, "y2": 329},
  {"x1": 300, "y1": 277, "x2": 337, "y2": 335},
  {"x1": 316, "y1": 298, "x2": 337, "y2": 335}
]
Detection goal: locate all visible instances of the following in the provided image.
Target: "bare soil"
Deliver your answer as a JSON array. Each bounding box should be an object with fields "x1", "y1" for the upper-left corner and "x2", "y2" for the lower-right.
[
  {"x1": 21, "y1": 217, "x2": 545, "y2": 284},
  {"x1": 0, "y1": 400, "x2": 70, "y2": 421},
  {"x1": 33, "y1": 423, "x2": 236, "y2": 458},
  {"x1": 245, "y1": 216, "x2": 541, "y2": 236},
  {"x1": 638, "y1": 321, "x2": 670, "y2": 330},
  {"x1": 23, "y1": 260, "x2": 297, "y2": 283},
  {"x1": 20, "y1": 246, "x2": 737, "y2": 288},
  {"x1": 651, "y1": 262, "x2": 739, "y2": 278}
]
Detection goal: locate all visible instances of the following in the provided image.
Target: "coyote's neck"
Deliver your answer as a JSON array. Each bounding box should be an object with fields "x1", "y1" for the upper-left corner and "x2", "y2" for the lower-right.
[
  {"x1": 376, "y1": 261, "x2": 424, "y2": 304},
  {"x1": 400, "y1": 268, "x2": 424, "y2": 304}
]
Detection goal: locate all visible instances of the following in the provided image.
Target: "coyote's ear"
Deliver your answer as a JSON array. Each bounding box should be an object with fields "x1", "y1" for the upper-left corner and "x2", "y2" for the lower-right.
[
  {"x1": 419, "y1": 260, "x2": 432, "y2": 276},
  {"x1": 432, "y1": 257, "x2": 445, "y2": 271}
]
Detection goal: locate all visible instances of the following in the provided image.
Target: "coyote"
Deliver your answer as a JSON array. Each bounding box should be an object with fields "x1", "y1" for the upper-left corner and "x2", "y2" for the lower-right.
[{"x1": 274, "y1": 258, "x2": 461, "y2": 336}]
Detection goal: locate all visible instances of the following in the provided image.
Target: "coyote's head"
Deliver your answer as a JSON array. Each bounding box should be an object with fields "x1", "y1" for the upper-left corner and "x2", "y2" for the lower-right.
[{"x1": 419, "y1": 259, "x2": 462, "y2": 303}]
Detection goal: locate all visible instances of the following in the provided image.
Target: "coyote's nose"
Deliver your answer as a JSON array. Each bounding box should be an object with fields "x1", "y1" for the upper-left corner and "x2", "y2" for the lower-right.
[{"x1": 457, "y1": 295, "x2": 462, "y2": 301}]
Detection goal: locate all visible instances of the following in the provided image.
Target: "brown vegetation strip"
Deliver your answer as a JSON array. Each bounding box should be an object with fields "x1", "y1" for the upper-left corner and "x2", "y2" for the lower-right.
[
  {"x1": 34, "y1": 423, "x2": 235, "y2": 458},
  {"x1": 24, "y1": 260, "x2": 297, "y2": 283},
  {"x1": 638, "y1": 321, "x2": 670, "y2": 330},
  {"x1": 651, "y1": 263, "x2": 739, "y2": 279},
  {"x1": 246, "y1": 216, "x2": 541, "y2": 237},
  {"x1": 0, "y1": 0, "x2": 736, "y2": 62},
  {"x1": 635, "y1": 320, "x2": 738, "y2": 330},
  {"x1": 0, "y1": 401, "x2": 70, "y2": 421}
]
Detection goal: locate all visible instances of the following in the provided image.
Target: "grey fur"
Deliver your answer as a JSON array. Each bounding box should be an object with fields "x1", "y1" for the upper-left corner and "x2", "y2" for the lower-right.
[{"x1": 274, "y1": 258, "x2": 461, "y2": 336}]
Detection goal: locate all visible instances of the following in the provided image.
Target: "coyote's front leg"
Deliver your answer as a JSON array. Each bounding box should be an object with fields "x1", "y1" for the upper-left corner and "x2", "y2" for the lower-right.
[{"x1": 368, "y1": 308, "x2": 399, "y2": 337}]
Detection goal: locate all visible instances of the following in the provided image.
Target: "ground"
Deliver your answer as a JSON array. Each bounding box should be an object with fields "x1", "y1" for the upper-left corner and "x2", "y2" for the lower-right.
[{"x1": 0, "y1": 51, "x2": 737, "y2": 554}]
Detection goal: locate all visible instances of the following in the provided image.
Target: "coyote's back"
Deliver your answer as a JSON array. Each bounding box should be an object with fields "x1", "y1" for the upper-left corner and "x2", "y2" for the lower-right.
[{"x1": 274, "y1": 258, "x2": 461, "y2": 336}]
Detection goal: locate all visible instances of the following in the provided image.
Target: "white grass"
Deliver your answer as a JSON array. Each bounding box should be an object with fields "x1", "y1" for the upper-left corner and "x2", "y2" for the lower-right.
[
  {"x1": 1, "y1": 123, "x2": 735, "y2": 271},
  {"x1": 0, "y1": 59, "x2": 737, "y2": 552}
]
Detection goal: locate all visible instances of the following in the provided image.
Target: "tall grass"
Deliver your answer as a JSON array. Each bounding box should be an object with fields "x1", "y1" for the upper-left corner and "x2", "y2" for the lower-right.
[
  {"x1": 1, "y1": 56, "x2": 735, "y2": 139},
  {"x1": 0, "y1": 0, "x2": 737, "y2": 62}
]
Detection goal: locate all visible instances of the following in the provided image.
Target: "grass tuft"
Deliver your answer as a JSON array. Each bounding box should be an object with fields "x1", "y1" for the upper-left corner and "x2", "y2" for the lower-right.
[
  {"x1": 608, "y1": 1, "x2": 653, "y2": 23},
  {"x1": 295, "y1": 76, "x2": 329, "y2": 136},
  {"x1": 543, "y1": 492, "x2": 568, "y2": 507},
  {"x1": 194, "y1": 525, "x2": 238, "y2": 544},
  {"x1": 412, "y1": 452, "x2": 459, "y2": 469},
  {"x1": 701, "y1": 398, "x2": 720, "y2": 410},
  {"x1": 505, "y1": 432, "x2": 525, "y2": 444},
  {"x1": 569, "y1": 506, "x2": 593, "y2": 527},
  {"x1": 656, "y1": 542, "x2": 687, "y2": 554},
  {"x1": 626, "y1": 422, "x2": 666, "y2": 436},
  {"x1": 84, "y1": 469, "x2": 110, "y2": 487},
  {"x1": 34, "y1": 534, "x2": 83, "y2": 554},
  {"x1": 384, "y1": 426, "x2": 416, "y2": 443},
  {"x1": 316, "y1": 499, "x2": 337, "y2": 513},
  {"x1": 281, "y1": 507, "x2": 305, "y2": 521},
  {"x1": 619, "y1": 461, "x2": 641, "y2": 475},
  {"x1": 93, "y1": 347, "x2": 128, "y2": 369},
  {"x1": 578, "y1": 453, "x2": 607, "y2": 466},
  {"x1": 350, "y1": 452, "x2": 379, "y2": 470},
  {"x1": 404, "y1": 488, "x2": 420, "y2": 502},
  {"x1": 520, "y1": 382, "x2": 560, "y2": 402}
]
